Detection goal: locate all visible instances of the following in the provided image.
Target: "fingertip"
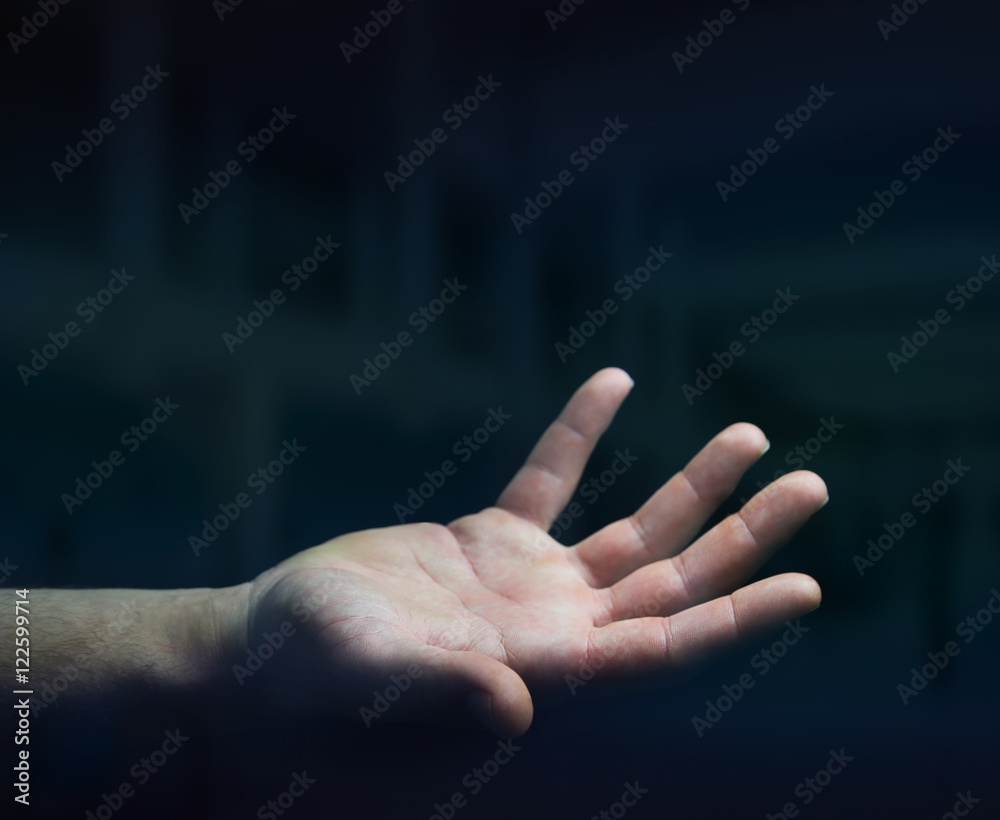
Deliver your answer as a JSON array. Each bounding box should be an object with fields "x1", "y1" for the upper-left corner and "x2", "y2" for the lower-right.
[
  {"x1": 741, "y1": 572, "x2": 821, "y2": 615},
  {"x1": 470, "y1": 686, "x2": 533, "y2": 737},
  {"x1": 593, "y1": 366, "x2": 635, "y2": 393},
  {"x1": 501, "y1": 704, "x2": 533, "y2": 739},
  {"x1": 497, "y1": 683, "x2": 534, "y2": 738},
  {"x1": 797, "y1": 471, "x2": 829, "y2": 509},
  {"x1": 790, "y1": 572, "x2": 822, "y2": 612},
  {"x1": 719, "y1": 422, "x2": 769, "y2": 460},
  {"x1": 765, "y1": 470, "x2": 828, "y2": 511}
]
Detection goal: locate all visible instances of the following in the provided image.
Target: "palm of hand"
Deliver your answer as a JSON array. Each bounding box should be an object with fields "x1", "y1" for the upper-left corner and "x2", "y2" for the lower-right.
[{"x1": 248, "y1": 369, "x2": 826, "y2": 736}]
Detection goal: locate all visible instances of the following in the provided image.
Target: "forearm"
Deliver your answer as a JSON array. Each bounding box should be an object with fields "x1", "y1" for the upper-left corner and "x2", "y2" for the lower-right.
[{"x1": 1, "y1": 585, "x2": 250, "y2": 706}]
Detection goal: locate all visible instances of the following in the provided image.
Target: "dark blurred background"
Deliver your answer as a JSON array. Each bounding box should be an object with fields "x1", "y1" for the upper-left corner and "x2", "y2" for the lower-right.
[{"x1": 2, "y1": 0, "x2": 999, "y2": 817}]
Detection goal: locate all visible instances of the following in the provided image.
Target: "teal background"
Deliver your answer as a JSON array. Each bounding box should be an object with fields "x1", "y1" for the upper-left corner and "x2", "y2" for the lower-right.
[{"x1": 1, "y1": 0, "x2": 998, "y2": 816}]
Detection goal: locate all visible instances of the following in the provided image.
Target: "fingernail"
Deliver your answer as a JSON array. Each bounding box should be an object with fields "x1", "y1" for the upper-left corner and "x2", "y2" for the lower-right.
[
  {"x1": 759, "y1": 439, "x2": 771, "y2": 456},
  {"x1": 466, "y1": 690, "x2": 493, "y2": 732},
  {"x1": 820, "y1": 494, "x2": 830, "y2": 508}
]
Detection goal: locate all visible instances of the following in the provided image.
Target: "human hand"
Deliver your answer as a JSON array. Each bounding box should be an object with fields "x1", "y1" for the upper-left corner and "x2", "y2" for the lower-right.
[{"x1": 244, "y1": 368, "x2": 827, "y2": 736}]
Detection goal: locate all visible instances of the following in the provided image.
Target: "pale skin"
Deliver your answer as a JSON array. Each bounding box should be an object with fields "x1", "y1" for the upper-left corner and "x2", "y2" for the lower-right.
[{"x1": 2, "y1": 368, "x2": 827, "y2": 737}]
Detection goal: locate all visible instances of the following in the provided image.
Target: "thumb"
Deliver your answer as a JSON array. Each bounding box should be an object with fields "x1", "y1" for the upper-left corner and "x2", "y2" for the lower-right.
[{"x1": 409, "y1": 644, "x2": 534, "y2": 737}]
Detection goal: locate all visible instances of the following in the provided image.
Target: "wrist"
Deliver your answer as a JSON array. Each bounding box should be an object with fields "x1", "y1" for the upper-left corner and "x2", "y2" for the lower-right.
[
  {"x1": 71, "y1": 584, "x2": 254, "y2": 694},
  {"x1": 176, "y1": 582, "x2": 252, "y2": 691}
]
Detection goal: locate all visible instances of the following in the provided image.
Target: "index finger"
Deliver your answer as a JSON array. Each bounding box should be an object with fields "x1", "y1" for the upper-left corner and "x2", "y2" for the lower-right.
[{"x1": 495, "y1": 368, "x2": 634, "y2": 531}]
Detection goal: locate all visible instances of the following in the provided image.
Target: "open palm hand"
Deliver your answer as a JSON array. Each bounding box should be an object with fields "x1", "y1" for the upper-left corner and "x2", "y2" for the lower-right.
[{"x1": 246, "y1": 369, "x2": 827, "y2": 736}]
